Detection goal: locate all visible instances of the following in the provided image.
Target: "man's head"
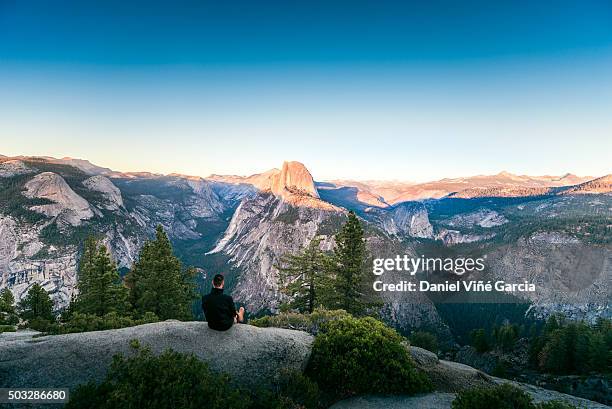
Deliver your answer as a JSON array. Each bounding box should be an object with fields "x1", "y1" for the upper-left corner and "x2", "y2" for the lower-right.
[{"x1": 212, "y1": 273, "x2": 225, "y2": 289}]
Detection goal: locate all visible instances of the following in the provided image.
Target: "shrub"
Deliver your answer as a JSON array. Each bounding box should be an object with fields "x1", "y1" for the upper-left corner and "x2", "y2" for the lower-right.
[
  {"x1": 66, "y1": 346, "x2": 247, "y2": 409},
  {"x1": 0, "y1": 312, "x2": 19, "y2": 326},
  {"x1": 50, "y1": 312, "x2": 159, "y2": 334},
  {"x1": 273, "y1": 369, "x2": 320, "y2": 409},
  {"x1": 251, "y1": 308, "x2": 351, "y2": 335},
  {"x1": 0, "y1": 324, "x2": 16, "y2": 333},
  {"x1": 452, "y1": 383, "x2": 533, "y2": 409},
  {"x1": 410, "y1": 331, "x2": 439, "y2": 353},
  {"x1": 28, "y1": 317, "x2": 56, "y2": 332},
  {"x1": 306, "y1": 316, "x2": 431, "y2": 399}
]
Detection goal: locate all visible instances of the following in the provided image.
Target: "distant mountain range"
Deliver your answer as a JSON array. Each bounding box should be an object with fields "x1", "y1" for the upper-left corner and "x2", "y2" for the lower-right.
[{"x1": 0, "y1": 154, "x2": 610, "y2": 334}]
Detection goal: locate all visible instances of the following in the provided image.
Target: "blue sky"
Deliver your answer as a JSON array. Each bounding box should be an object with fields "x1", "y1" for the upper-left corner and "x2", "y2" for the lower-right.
[{"x1": 1, "y1": 0, "x2": 611, "y2": 181}]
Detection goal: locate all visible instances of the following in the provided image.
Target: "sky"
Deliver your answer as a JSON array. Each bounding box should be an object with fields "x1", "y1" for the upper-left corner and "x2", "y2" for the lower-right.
[{"x1": 1, "y1": 0, "x2": 611, "y2": 182}]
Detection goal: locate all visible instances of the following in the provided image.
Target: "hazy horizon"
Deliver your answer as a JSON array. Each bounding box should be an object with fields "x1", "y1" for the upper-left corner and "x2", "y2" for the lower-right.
[
  {"x1": 2, "y1": 1, "x2": 611, "y2": 180},
  {"x1": 1, "y1": 152, "x2": 605, "y2": 184}
]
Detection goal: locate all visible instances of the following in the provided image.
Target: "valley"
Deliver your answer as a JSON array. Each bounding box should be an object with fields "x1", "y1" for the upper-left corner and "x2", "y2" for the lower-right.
[{"x1": 0, "y1": 154, "x2": 610, "y2": 334}]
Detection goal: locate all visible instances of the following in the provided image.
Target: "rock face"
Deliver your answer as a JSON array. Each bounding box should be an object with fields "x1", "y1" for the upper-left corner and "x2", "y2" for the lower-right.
[
  {"x1": 23, "y1": 172, "x2": 94, "y2": 225},
  {"x1": 444, "y1": 209, "x2": 508, "y2": 228},
  {"x1": 209, "y1": 193, "x2": 342, "y2": 312},
  {"x1": 435, "y1": 228, "x2": 495, "y2": 245},
  {"x1": 368, "y1": 202, "x2": 434, "y2": 238},
  {"x1": 270, "y1": 161, "x2": 320, "y2": 200},
  {"x1": 82, "y1": 175, "x2": 124, "y2": 210},
  {"x1": 0, "y1": 321, "x2": 313, "y2": 390},
  {"x1": 0, "y1": 213, "x2": 79, "y2": 308},
  {"x1": 487, "y1": 236, "x2": 612, "y2": 322}
]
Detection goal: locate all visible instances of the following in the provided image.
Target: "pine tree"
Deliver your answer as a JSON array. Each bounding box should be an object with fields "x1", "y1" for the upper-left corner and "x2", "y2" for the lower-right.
[
  {"x1": 471, "y1": 328, "x2": 490, "y2": 353},
  {"x1": 73, "y1": 237, "x2": 129, "y2": 316},
  {"x1": 277, "y1": 237, "x2": 332, "y2": 313},
  {"x1": 126, "y1": 225, "x2": 196, "y2": 320},
  {"x1": 0, "y1": 288, "x2": 18, "y2": 325},
  {"x1": 18, "y1": 283, "x2": 54, "y2": 322},
  {"x1": 0, "y1": 288, "x2": 15, "y2": 314},
  {"x1": 539, "y1": 330, "x2": 569, "y2": 373},
  {"x1": 77, "y1": 235, "x2": 98, "y2": 300},
  {"x1": 330, "y1": 211, "x2": 368, "y2": 315}
]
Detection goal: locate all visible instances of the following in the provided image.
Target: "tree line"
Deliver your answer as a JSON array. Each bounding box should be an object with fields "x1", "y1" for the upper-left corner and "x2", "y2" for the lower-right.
[
  {"x1": 468, "y1": 314, "x2": 612, "y2": 376},
  {"x1": 4, "y1": 210, "x2": 375, "y2": 332},
  {"x1": 3, "y1": 225, "x2": 196, "y2": 333}
]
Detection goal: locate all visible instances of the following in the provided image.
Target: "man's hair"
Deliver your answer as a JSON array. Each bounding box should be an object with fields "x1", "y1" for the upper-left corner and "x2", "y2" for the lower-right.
[{"x1": 212, "y1": 274, "x2": 224, "y2": 288}]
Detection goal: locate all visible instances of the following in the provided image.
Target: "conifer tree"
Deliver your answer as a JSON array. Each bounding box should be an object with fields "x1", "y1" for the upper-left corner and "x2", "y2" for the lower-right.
[
  {"x1": 277, "y1": 236, "x2": 332, "y2": 313},
  {"x1": 330, "y1": 211, "x2": 368, "y2": 315},
  {"x1": 74, "y1": 236, "x2": 129, "y2": 316},
  {"x1": 0, "y1": 288, "x2": 18, "y2": 325},
  {"x1": 0, "y1": 288, "x2": 15, "y2": 314},
  {"x1": 77, "y1": 236, "x2": 98, "y2": 299},
  {"x1": 18, "y1": 283, "x2": 54, "y2": 322},
  {"x1": 126, "y1": 225, "x2": 196, "y2": 320}
]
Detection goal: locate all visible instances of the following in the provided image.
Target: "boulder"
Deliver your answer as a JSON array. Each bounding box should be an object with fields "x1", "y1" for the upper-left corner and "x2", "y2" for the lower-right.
[
  {"x1": 410, "y1": 346, "x2": 494, "y2": 392},
  {"x1": 0, "y1": 321, "x2": 313, "y2": 391}
]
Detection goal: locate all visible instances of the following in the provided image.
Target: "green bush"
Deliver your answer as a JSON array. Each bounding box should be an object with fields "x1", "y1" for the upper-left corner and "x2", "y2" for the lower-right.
[
  {"x1": 28, "y1": 317, "x2": 56, "y2": 332},
  {"x1": 66, "y1": 343, "x2": 320, "y2": 409},
  {"x1": 251, "y1": 308, "x2": 351, "y2": 335},
  {"x1": 0, "y1": 324, "x2": 16, "y2": 333},
  {"x1": 410, "y1": 331, "x2": 439, "y2": 353},
  {"x1": 0, "y1": 312, "x2": 19, "y2": 326},
  {"x1": 452, "y1": 383, "x2": 533, "y2": 409},
  {"x1": 273, "y1": 369, "x2": 320, "y2": 409},
  {"x1": 306, "y1": 316, "x2": 431, "y2": 399},
  {"x1": 66, "y1": 346, "x2": 247, "y2": 409},
  {"x1": 52, "y1": 312, "x2": 160, "y2": 334}
]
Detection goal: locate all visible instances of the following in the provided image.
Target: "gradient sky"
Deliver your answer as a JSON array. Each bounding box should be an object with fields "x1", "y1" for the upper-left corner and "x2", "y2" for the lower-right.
[{"x1": 1, "y1": 1, "x2": 611, "y2": 182}]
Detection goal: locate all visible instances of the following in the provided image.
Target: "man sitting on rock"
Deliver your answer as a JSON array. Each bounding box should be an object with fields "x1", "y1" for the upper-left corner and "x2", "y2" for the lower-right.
[{"x1": 202, "y1": 273, "x2": 245, "y2": 331}]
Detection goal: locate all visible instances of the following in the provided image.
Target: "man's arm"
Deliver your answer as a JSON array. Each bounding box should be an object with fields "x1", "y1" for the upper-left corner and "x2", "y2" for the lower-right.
[{"x1": 202, "y1": 295, "x2": 208, "y2": 315}]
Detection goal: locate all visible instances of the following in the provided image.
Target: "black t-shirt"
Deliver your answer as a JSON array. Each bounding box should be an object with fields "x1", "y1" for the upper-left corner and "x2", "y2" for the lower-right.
[{"x1": 202, "y1": 288, "x2": 237, "y2": 331}]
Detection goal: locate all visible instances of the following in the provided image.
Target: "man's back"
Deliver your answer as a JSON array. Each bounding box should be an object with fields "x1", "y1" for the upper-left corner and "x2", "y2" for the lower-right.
[{"x1": 202, "y1": 287, "x2": 236, "y2": 331}]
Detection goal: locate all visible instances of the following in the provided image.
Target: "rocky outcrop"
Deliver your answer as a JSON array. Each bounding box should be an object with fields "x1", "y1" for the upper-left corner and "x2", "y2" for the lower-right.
[
  {"x1": 0, "y1": 214, "x2": 79, "y2": 309},
  {"x1": 270, "y1": 161, "x2": 320, "y2": 199},
  {"x1": 0, "y1": 321, "x2": 313, "y2": 390},
  {"x1": 209, "y1": 193, "x2": 342, "y2": 312},
  {"x1": 369, "y1": 202, "x2": 434, "y2": 238},
  {"x1": 330, "y1": 346, "x2": 611, "y2": 408},
  {"x1": 82, "y1": 175, "x2": 124, "y2": 210},
  {"x1": 209, "y1": 161, "x2": 335, "y2": 209},
  {"x1": 23, "y1": 172, "x2": 93, "y2": 225},
  {"x1": 409, "y1": 346, "x2": 493, "y2": 393},
  {"x1": 435, "y1": 228, "x2": 495, "y2": 245},
  {"x1": 0, "y1": 159, "x2": 33, "y2": 177},
  {"x1": 444, "y1": 209, "x2": 508, "y2": 228}
]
